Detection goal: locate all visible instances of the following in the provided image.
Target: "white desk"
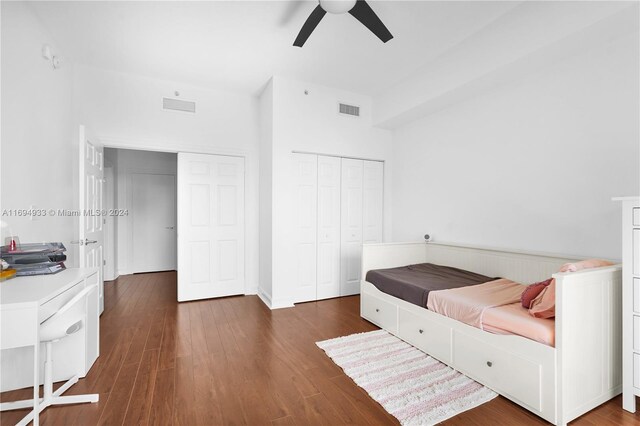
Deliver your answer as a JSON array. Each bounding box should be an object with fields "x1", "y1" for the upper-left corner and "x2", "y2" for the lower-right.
[{"x1": 0, "y1": 268, "x2": 100, "y2": 424}]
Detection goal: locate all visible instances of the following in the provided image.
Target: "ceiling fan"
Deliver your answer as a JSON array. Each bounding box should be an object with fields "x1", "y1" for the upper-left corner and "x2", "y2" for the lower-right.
[{"x1": 293, "y1": 0, "x2": 393, "y2": 47}]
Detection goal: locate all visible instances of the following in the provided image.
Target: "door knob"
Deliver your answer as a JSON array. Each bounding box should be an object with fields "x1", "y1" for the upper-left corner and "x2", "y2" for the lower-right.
[{"x1": 71, "y1": 239, "x2": 98, "y2": 246}]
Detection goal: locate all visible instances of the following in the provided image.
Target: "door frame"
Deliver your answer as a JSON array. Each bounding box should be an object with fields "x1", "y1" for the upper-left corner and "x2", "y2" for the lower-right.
[
  {"x1": 94, "y1": 137, "x2": 255, "y2": 297},
  {"x1": 103, "y1": 164, "x2": 117, "y2": 281}
]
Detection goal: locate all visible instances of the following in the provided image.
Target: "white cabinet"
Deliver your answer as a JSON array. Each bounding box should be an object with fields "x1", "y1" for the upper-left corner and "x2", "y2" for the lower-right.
[
  {"x1": 292, "y1": 154, "x2": 383, "y2": 303},
  {"x1": 616, "y1": 196, "x2": 640, "y2": 412}
]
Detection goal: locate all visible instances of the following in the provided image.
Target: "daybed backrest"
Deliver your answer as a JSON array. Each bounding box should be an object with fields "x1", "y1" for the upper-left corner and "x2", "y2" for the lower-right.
[
  {"x1": 422, "y1": 242, "x2": 581, "y2": 284},
  {"x1": 362, "y1": 241, "x2": 581, "y2": 285}
]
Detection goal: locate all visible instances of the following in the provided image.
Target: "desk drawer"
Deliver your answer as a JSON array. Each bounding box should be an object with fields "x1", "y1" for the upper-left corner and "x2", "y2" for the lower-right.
[
  {"x1": 361, "y1": 292, "x2": 398, "y2": 332},
  {"x1": 453, "y1": 331, "x2": 542, "y2": 411},
  {"x1": 39, "y1": 281, "x2": 83, "y2": 323},
  {"x1": 398, "y1": 308, "x2": 451, "y2": 364}
]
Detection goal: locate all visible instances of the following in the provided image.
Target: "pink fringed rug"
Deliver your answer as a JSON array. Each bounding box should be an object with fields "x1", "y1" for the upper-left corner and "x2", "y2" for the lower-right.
[{"x1": 316, "y1": 330, "x2": 497, "y2": 425}]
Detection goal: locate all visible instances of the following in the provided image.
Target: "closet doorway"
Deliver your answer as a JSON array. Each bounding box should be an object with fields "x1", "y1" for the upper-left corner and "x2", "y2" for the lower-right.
[
  {"x1": 103, "y1": 147, "x2": 247, "y2": 303},
  {"x1": 103, "y1": 148, "x2": 178, "y2": 277}
]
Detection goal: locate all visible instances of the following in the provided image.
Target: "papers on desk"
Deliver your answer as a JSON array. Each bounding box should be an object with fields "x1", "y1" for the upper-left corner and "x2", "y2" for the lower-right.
[{"x1": 1, "y1": 243, "x2": 67, "y2": 277}]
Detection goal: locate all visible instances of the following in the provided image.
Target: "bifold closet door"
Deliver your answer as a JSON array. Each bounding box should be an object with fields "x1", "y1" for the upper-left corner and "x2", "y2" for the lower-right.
[
  {"x1": 340, "y1": 159, "x2": 384, "y2": 296},
  {"x1": 316, "y1": 156, "x2": 341, "y2": 300},
  {"x1": 177, "y1": 153, "x2": 245, "y2": 302},
  {"x1": 292, "y1": 153, "x2": 318, "y2": 303},
  {"x1": 340, "y1": 158, "x2": 364, "y2": 296},
  {"x1": 363, "y1": 161, "x2": 384, "y2": 244}
]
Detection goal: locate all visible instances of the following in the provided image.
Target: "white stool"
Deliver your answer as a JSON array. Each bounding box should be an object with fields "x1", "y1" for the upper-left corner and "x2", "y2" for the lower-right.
[{"x1": 0, "y1": 285, "x2": 99, "y2": 425}]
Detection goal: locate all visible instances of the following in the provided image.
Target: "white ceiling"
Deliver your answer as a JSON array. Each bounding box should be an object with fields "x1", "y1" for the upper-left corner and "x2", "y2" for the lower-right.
[{"x1": 29, "y1": 1, "x2": 519, "y2": 96}]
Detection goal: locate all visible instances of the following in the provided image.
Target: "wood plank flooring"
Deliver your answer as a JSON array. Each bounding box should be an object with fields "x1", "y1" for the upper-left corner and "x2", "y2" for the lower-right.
[{"x1": 1, "y1": 271, "x2": 639, "y2": 425}]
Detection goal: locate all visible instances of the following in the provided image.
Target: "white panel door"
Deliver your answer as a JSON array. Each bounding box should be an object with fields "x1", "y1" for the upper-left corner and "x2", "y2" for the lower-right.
[
  {"x1": 292, "y1": 153, "x2": 318, "y2": 303},
  {"x1": 316, "y1": 156, "x2": 341, "y2": 300},
  {"x1": 340, "y1": 158, "x2": 363, "y2": 296},
  {"x1": 132, "y1": 173, "x2": 177, "y2": 273},
  {"x1": 177, "y1": 153, "x2": 245, "y2": 302},
  {"x1": 78, "y1": 125, "x2": 105, "y2": 314},
  {"x1": 363, "y1": 161, "x2": 384, "y2": 244}
]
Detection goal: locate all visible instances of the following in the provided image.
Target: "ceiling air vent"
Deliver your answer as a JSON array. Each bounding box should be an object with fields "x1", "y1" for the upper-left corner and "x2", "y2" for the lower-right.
[
  {"x1": 163, "y1": 97, "x2": 196, "y2": 113},
  {"x1": 339, "y1": 103, "x2": 360, "y2": 117}
]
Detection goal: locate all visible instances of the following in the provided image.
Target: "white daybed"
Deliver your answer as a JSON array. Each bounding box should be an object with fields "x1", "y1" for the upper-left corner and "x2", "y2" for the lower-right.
[{"x1": 360, "y1": 241, "x2": 622, "y2": 426}]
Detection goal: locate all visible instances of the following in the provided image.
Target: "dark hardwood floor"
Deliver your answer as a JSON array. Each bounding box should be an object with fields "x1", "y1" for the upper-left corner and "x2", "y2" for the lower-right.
[{"x1": 1, "y1": 271, "x2": 639, "y2": 425}]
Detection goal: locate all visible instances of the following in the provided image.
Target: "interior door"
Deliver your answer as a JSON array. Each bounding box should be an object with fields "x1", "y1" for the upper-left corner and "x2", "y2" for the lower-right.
[
  {"x1": 363, "y1": 161, "x2": 384, "y2": 244},
  {"x1": 316, "y1": 155, "x2": 341, "y2": 300},
  {"x1": 340, "y1": 158, "x2": 363, "y2": 296},
  {"x1": 292, "y1": 153, "x2": 318, "y2": 303},
  {"x1": 177, "y1": 153, "x2": 245, "y2": 302},
  {"x1": 132, "y1": 173, "x2": 177, "y2": 273},
  {"x1": 78, "y1": 125, "x2": 105, "y2": 314}
]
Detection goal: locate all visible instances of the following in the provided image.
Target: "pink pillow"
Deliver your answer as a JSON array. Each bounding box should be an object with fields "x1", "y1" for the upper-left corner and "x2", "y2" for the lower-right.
[
  {"x1": 529, "y1": 279, "x2": 556, "y2": 319},
  {"x1": 558, "y1": 259, "x2": 614, "y2": 273},
  {"x1": 521, "y1": 278, "x2": 553, "y2": 309}
]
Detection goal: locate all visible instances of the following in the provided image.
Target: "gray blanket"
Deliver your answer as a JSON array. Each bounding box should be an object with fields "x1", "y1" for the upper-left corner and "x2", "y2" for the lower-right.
[{"x1": 365, "y1": 263, "x2": 497, "y2": 308}]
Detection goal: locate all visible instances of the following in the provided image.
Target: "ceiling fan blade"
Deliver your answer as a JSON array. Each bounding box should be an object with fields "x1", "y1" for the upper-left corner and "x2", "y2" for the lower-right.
[
  {"x1": 348, "y1": 0, "x2": 393, "y2": 43},
  {"x1": 293, "y1": 5, "x2": 327, "y2": 47}
]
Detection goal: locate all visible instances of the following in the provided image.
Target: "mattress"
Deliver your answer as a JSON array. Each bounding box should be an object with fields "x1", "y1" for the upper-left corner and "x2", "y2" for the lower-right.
[
  {"x1": 482, "y1": 303, "x2": 555, "y2": 347},
  {"x1": 365, "y1": 263, "x2": 496, "y2": 308},
  {"x1": 365, "y1": 262, "x2": 555, "y2": 346}
]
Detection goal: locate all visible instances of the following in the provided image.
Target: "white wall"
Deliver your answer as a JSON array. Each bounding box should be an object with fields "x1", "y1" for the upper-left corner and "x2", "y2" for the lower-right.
[
  {"x1": 0, "y1": 2, "x2": 79, "y2": 264},
  {"x1": 104, "y1": 148, "x2": 177, "y2": 276},
  {"x1": 391, "y1": 29, "x2": 639, "y2": 260},
  {"x1": 262, "y1": 76, "x2": 393, "y2": 307},
  {"x1": 73, "y1": 65, "x2": 261, "y2": 293}
]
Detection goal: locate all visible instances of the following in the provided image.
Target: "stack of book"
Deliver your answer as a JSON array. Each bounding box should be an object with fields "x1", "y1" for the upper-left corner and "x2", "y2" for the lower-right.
[{"x1": 0, "y1": 242, "x2": 67, "y2": 276}]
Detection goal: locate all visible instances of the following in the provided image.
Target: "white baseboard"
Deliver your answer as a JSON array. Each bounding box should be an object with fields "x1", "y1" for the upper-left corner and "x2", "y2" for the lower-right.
[
  {"x1": 104, "y1": 273, "x2": 120, "y2": 282},
  {"x1": 257, "y1": 288, "x2": 273, "y2": 308},
  {"x1": 257, "y1": 288, "x2": 295, "y2": 310},
  {"x1": 270, "y1": 298, "x2": 295, "y2": 310}
]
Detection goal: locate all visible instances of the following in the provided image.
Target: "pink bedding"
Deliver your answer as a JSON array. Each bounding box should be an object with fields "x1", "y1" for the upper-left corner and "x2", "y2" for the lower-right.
[
  {"x1": 482, "y1": 303, "x2": 555, "y2": 346},
  {"x1": 427, "y1": 278, "x2": 524, "y2": 328},
  {"x1": 427, "y1": 278, "x2": 555, "y2": 346}
]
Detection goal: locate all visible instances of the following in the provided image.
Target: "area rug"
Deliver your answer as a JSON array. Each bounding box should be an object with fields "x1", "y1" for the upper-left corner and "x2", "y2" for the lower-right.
[{"x1": 316, "y1": 330, "x2": 497, "y2": 425}]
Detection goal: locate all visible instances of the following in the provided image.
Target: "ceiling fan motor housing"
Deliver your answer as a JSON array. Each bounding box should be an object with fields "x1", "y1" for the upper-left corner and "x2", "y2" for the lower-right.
[{"x1": 319, "y1": 0, "x2": 357, "y2": 14}]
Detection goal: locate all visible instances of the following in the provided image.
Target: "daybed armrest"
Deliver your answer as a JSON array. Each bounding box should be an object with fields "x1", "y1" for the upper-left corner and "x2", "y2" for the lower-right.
[{"x1": 555, "y1": 264, "x2": 622, "y2": 424}]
